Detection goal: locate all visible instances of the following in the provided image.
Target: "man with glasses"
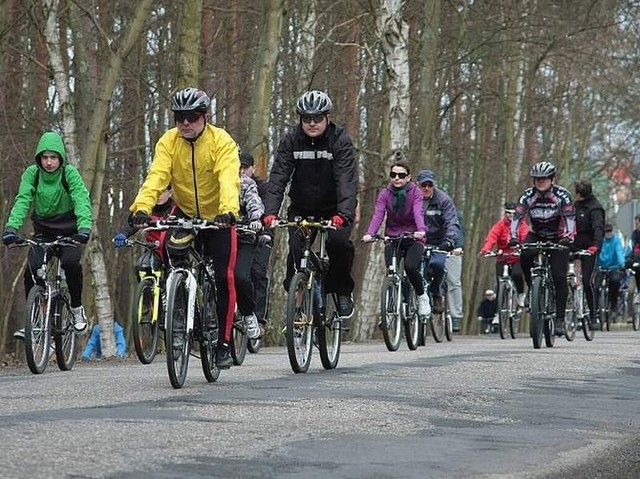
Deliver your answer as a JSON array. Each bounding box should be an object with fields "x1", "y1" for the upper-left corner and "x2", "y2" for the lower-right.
[
  {"x1": 416, "y1": 169, "x2": 460, "y2": 313},
  {"x1": 480, "y1": 202, "x2": 528, "y2": 308},
  {"x1": 508, "y1": 161, "x2": 575, "y2": 336},
  {"x1": 263, "y1": 90, "x2": 357, "y2": 318},
  {"x1": 128, "y1": 87, "x2": 240, "y2": 368}
]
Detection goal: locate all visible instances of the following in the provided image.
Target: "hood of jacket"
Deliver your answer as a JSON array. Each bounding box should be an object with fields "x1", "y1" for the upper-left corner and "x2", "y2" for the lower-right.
[{"x1": 35, "y1": 131, "x2": 68, "y2": 170}]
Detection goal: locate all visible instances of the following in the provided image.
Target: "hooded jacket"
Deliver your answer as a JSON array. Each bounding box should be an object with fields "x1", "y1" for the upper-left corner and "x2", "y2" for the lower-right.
[
  {"x1": 480, "y1": 215, "x2": 529, "y2": 264},
  {"x1": 573, "y1": 193, "x2": 605, "y2": 250},
  {"x1": 5, "y1": 131, "x2": 92, "y2": 235}
]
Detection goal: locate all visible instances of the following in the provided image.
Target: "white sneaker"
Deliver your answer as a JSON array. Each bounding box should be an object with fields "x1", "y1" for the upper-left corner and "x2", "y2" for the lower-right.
[
  {"x1": 517, "y1": 293, "x2": 526, "y2": 308},
  {"x1": 244, "y1": 313, "x2": 260, "y2": 340},
  {"x1": 70, "y1": 306, "x2": 88, "y2": 334},
  {"x1": 417, "y1": 293, "x2": 431, "y2": 317},
  {"x1": 13, "y1": 328, "x2": 25, "y2": 339}
]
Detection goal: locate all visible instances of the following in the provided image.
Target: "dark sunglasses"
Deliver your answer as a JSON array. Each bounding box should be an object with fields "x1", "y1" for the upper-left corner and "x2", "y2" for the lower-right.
[
  {"x1": 301, "y1": 115, "x2": 326, "y2": 124},
  {"x1": 389, "y1": 171, "x2": 408, "y2": 179},
  {"x1": 505, "y1": 210, "x2": 515, "y2": 215},
  {"x1": 174, "y1": 111, "x2": 203, "y2": 123},
  {"x1": 420, "y1": 181, "x2": 434, "y2": 188}
]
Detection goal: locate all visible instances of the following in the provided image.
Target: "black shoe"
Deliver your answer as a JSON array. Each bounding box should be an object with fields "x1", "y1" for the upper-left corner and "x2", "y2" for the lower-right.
[
  {"x1": 554, "y1": 319, "x2": 565, "y2": 336},
  {"x1": 337, "y1": 295, "x2": 354, "y2": 318},
  {"x1": 452, "y1": 317, "x2": 462, "y2": 332},
  {"x1": 433, "y1": 296, "x2": 444, "y2": 314},
  {"x1": 215, "y1": 343, "x2": 233, "y2": 369}
]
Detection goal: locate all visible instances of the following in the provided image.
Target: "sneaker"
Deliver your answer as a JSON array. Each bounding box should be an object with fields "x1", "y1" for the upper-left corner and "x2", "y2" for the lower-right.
[
  {"x1": 554, "y1": 318, "x2": 565, "y2": 336},
  {"x1": 432, "y1": 295, "x2": 444, "y2": 313},
  {"x1": 452, "y1": 317, "x2": 462, "y2": 332},
  {"x1": 70, "y1": 306, "x2": 88, "y2": 334},
  {"x1": 336, "y1": 295, "x2": 354, "y2": 318},
  {"x1": 417, "y1": 293, "x2": 431, "y2": 317},
  {"x1": 13, "y1": 329, "x2": 25, "y2": 340},
  {"x1": 257, "y1": 321, "x2": 266, "y2": 339},
  {"x1": 517, "y1": 293, "x2": 526, "y2": 308},
  {"x1": 215, "y1": 342, "x2": 233, "y2": 368},
  {"x1": 244, "y1": 313, "x2": 260, "y2": 340}
]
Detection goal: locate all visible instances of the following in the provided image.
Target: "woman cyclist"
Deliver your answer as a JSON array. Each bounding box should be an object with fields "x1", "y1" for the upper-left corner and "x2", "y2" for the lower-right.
[
  {"x1": 509, "y1": 161, "x2": 576, "y2": 335},
  {"x1": 361, "y1": 161, "x2": 429, "y2": 316}
]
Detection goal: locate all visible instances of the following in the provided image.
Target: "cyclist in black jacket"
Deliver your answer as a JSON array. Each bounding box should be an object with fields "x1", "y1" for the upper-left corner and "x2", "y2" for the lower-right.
[
  {"x1": 572, "y1": 179, "x2": 605, "y2": 326},
  {"x1": 509, "y1": 161, "x2": 576, "y2": 335},
  {"x1": 263, "y1": 90, "x2": 358, "y2": 318}
]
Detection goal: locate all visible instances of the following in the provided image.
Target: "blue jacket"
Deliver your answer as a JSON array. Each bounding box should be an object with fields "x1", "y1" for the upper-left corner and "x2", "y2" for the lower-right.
[
  {"x1": 598, "y1": 235, "x2": 625, "y2": 270},
  {"x1": 81, "y1": 323, "x2": 127, "y2": 360},
  {"x1": 423, "y1": 188, "x2": 460, "y2": 245}
]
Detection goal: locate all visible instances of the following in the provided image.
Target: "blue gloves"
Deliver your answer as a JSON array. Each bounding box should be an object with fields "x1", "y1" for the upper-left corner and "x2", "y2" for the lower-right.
[
  {"x1": 112, "y1": 233, "x2": 127, "y2": 248},
  {"x1": 71, "y1": 229, "x2": 91, "y2": 244},
  {"x1": 2, "y1": 227, "x2": 20, "y2": 245}
]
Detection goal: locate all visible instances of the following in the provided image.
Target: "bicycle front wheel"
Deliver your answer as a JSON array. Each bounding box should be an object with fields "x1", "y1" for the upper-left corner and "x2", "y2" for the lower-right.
[
  {"x1": 165, "y1": 271, "x2": 191, "y2": 389},
  {"x1": 231, "y1": 313, "x2": 248, "y2": 366},
  {"x1": 199, "y1": 275, "x2": 220, "y2": 382},
  {"x1": 318, "y1": 293, "x2": 342, "y2": 370},
  {"x1": 530, "y1": 277, "x2": 544, "y2": 349},
  {"x1": 497, "y1": 283, "x2": 510, "y2": 340},
  {"x1": 403, "y1": 281, "x2": 420, "y2": 350},
  {"x1": 564, "y1": 284, "x2": 577, "y2": 342},
  {"x1": 132, "y1": 277, "x2": 160, "y2": 364},
  {"x1": 599, "y1": 287, "x2": 609, "y2": 332},
  {"x1": 380, "y1": 276, "x2": 402, "y2": 351},
  {"x1": 54, "y1": 290, "x2": 77, "y2": 371},
  {"x1": 285, "y1": 272, "x2": 314, "y2": 373},
  {"x1": 24, "y1": 285, "x2": 51, "y2": 374},
  {"x1": 633, "y1": 300, "x2": 640, "y2": 331}
]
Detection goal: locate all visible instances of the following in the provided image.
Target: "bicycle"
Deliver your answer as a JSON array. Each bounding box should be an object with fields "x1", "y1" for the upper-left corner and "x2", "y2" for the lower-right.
[
  {"x1": 593, "y1": 267, "x2": 613, "y2": 332},
  {"x1": 12, "y1": 237, "x2": 78, "y2": 374},
  {"x1": 565, "y1": 250, "x2": 595, "y2": 341},
  {"x1": 483, "y1": 251, "x2": 521, "y2": 339},
  {"x1": 123, "y1": 238, "x2": 164, "y2": 364},
  {"x1": 275, "y1": 217, "x2": 345, "y2": 373},
  {"x1": 364, "y1": 234, "x2": 421, "y2": 352},
  {"x1": 144, "y1": 217, "x2": 221, "y2": 388},
  {"x1": 418, "y1": 245, "x2": 450, "y2": 345},
  {"x1": 615, "y1": 268, "x2": 632, "y2": 323},
  {"x1": 629, "y1": 265, "x2": 640, "y2": 331},
  {"x1": 521, "y1": 241, "x2": 567, "y2": 349}
]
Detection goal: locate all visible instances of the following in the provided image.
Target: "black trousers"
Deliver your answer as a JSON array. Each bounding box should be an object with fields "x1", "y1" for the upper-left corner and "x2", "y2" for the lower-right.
[{"x1": 25, "y1": 243, "x2": 83, "y2": 308}]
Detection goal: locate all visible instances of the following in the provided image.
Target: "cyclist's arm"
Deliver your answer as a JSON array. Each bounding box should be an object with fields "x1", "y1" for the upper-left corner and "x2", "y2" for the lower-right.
[
  {"x1": 365, "y1": 188, "x2": 389, "y2": 236},
  {"x1": 240, "y1": 175, "x2": 264, "y2": 221},
  {"x1": 5, "y1": 166, "x2": 38, "y2": 230},
  {"x1": 65, "y1": 165, "x2": 93, "y2": 231},
  {"x1": 264, "y1": 133, "x2": 295, "y2": 216},
  {"x1": 332, "y1": 131, "x2": 357, "y2": 223},
  {"x1": 130, "y1": 134, "x2": 173, "y2": 214},
  {"x1": 212, "y1": 128, "x2": 241, "y2": 216}
]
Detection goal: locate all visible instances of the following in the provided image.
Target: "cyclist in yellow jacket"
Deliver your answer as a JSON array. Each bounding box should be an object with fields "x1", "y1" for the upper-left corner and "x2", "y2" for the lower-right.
[{"x1": 129, "y1": 87, "x2": 240, "y2": 368}]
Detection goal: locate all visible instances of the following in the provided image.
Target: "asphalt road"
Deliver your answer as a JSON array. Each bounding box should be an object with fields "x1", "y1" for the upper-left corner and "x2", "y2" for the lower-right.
[{"x1": 0, "y1": 330, "x2": 639, "y2": 479}]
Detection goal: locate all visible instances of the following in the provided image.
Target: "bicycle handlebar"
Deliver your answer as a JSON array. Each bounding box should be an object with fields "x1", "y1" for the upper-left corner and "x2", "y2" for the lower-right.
[
  {"x1": 483, "y1": 250, "x2": 520, "y2": 258},
  {"x1": 361, "y1": 233, "x2": 416, "y2": 243},
  {"x1": 122, "y1": 239, "x2": 160, "y2": 249},
  {"x1": 518, "y1": 241, "x2": 569, "y2": 251},
  {"x1": 10, "y1": 237, "x2": 77, "y2": 249},
  {"x1": 143, "y1": 217, "x2": 221, "y2": 232},
  {"x1": 274, "y1": 217, "x2": 336, "y2": 230}
]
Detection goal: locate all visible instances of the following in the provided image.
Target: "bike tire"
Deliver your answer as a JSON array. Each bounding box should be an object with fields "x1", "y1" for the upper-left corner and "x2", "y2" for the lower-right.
[
  {"x1": 318, "y1": 293, "x2": 342, "y2": 369},
  {"x1": 403, "y1": 281, "x2": 420, "y2": 350},
  {"x1": 54, "y1": 289, "x2": 76, "y2": 371},
  {"x1": 444, "y1": 314, "x2": 453, "y2": 342},
  {"x1": 530, "y1": 277, "x2": 544, "y2": 349},
  {"x1": 24, "y1": 285, "x2": 50, "y2": 374},
  {"x1": 380, "y1": 276, "x2": 402, "y2": 351},
  {"x1": 599, "y1": 287, "x2": 609, "y2": 332},
  {"x1": 132, "y1": 277, "x2": 159, "y2": 365},
  {"x1": 165, "y1": 271, "x2": 191, "y2": 389},
  {"x1": 200, "y1": 274, "x2": 220, "y2": 382},
  {"x1": 509, "y1": 309, "x2": 520, "y2": 339},
  {"x1": 285, "y1": 272, "x2": 314, "y2": 373},
  {"x1": 231, "y1": 313, "x2": 248, "y2": 366},
  {"x1": 497, "y1": 283, "x2": 510, "y2": 340},
  {"x1": 430, "y1": 290, "x2": 446, "y2": 344},
  {"x1": 633, "y1": 301, "x2": 640, "y2": 331},
  {"x1": 564, "y1": 284, "x2": 577, "y2": 342},
  {"x1": 248, "y1": 336, "x2": 263, "y2": 353}
]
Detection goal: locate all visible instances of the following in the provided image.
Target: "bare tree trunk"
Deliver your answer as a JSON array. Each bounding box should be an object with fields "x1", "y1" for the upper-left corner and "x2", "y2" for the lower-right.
[{"x1": 178, "y1": 0, "x2": 203, "y2": 87}]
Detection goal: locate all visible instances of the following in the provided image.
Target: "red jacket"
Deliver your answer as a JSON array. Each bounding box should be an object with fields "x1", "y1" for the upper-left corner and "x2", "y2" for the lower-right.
[{"x1": 480, "y1": 215, "x2": 529, "y2": 264}]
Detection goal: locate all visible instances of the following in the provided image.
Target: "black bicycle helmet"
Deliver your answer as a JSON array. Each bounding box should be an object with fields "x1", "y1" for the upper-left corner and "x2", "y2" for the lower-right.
[
  {"x1": 171, "y1": 88, "x2": 211, "y2": 112},
  {"x1": 296, "y1": 90, "x2": 332, "y2": 115},
  {"x1": 530, "y1": 161, "x2": 556, "y2": 178}
]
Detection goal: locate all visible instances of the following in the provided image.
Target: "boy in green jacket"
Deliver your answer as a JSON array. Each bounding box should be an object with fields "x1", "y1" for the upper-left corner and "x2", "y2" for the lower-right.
[{"x1": 2, "y1": 131, "x2": 93, "y2": 334}]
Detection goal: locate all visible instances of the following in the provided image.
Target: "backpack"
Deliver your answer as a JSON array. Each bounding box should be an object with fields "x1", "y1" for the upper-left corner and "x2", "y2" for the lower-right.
[{"x1": 32, "y1": 165, "x2": 70, "y2": 195}]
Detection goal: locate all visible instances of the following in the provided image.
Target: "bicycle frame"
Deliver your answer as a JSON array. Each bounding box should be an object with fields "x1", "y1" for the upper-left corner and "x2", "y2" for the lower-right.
[{"x1": 483, "y1": 251, "x2": 520, "y2": 339}]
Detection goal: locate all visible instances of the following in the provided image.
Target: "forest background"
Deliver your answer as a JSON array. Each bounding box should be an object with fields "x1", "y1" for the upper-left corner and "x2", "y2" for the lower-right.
[{"x1": 1, "y1": 0, "x2": 639, "y2": 357}]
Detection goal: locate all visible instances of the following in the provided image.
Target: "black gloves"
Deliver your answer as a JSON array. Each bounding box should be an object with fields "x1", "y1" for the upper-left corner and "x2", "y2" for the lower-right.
[
  {"x1": 438, "y1": 239, "x2": 454, "y2": 251},
  {"x1": 214, "y1": 212, "x2": 236, "y2": 227},
  {"x1": 129, "y1": 211, "x2": 150, "y2": 228},
  {"x1": 558, "y1": 237, "x2": 572, "y2": 247},
  {"x1": 2, "y1": 227, "x2": 20, "y2": 245},
  {"x1": 71, "y1": 229, "x2": 91, "y2": 244},
  {"x1": 507, "y1": 238, "x2": 519, "y2": 248},
  {"x1": 257, "y1": 234, "x2": 272, "y2": 248}
]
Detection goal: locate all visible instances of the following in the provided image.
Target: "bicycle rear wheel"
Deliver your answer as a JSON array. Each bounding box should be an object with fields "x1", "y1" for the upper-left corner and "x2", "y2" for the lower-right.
[
  {"x1": 231, "y1": 313, "x2": 248, "y2": 366},
  {"x1": 509, "y1": 309, "x2": 520, "y2": 339},
  {"x1": 380, "y1": 276, "x2": 402, "y2": 351},
  {"x1": 530, "y1": 277, "x2": 544, "y2": 349},
  {"x1": 564, "y1": 284, "x2": 577, "y2": 342},
  {"x1": 199, "y1": 274, "x2": 220, "y2": 382},
  {"x1": 165, "y1": 271, "x2": 191, "y2": 389},
  {"x1": 598, "y1": 287, "x2": 609, "y2": 331},
  {"x1": 318, "y1": 293, "x2": 342, "y2": 369},
  {"x1": 24, "y1": 285, "x2": 50, "y2": 374},
  {"x1": 497, "y1": 283, "x2": 510, "y2": 340},
  {"x1": 132, "y1": 277, "x2": 160, "y2": 364},
  {"x1": 54, "y1": 290, "x2": 76, "y2": 371},
  {"x1": 633, "y1": 299, "x2": 640, "y2": 331},
  {"x1": 285, "y1": 272, "x2": 314, "y2": 373},
  {"x1": 403, "y1": 280, "x2": 420, "y2": 350}
]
